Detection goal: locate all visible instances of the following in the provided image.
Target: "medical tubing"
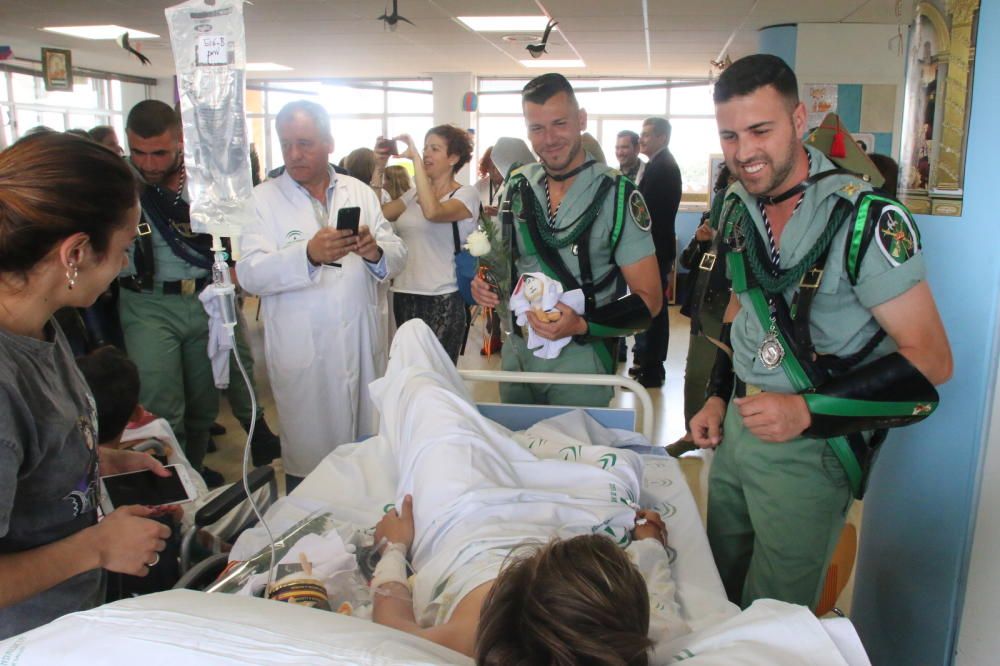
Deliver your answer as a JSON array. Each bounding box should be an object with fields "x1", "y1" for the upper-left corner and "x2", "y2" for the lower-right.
[{"x1": 229, "y1": 320, "x2": 278, "y2": 593}]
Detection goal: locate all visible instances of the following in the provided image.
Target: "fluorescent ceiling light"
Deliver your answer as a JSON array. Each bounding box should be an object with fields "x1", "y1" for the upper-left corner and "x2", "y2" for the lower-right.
[
  {"x1": 457, "y1": 16, "x2": 552, "y2": 32},
  {"x1": 43, "y1": 25, "x2": 159, "y2": 40},
  {"x1": 520, "y1": 59, "x2": 585, "y2": 69},
  {"x1": 246, "y1": 62, "x2": 294, "y2": 72}
]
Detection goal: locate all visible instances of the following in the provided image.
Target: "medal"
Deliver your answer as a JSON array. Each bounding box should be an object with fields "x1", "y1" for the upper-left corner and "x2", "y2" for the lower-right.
[{"x1": 757, "y1": 328, "x2": 785, "y2": 369}]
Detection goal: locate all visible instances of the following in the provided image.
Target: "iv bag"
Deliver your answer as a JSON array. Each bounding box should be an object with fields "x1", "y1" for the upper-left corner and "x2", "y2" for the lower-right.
[{"x1": 165, "y1": 0, "x2": 254, "y2": 238}]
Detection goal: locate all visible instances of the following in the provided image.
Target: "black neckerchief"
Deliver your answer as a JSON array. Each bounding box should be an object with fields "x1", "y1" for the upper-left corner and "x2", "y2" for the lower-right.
[{"x1": 545, "y1": 159, "x2": 596, "y2": 182}]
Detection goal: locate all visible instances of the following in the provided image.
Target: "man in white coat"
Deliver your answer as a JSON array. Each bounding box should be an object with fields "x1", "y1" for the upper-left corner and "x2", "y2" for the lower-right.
[{"x1": 236, "y1": 100, "x2": 406, "y2": 488}]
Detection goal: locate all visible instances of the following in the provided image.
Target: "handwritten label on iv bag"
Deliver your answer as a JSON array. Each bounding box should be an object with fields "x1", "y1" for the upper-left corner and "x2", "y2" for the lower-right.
[{"x1": 196, "y1": 35, "x2": 227, "y2": 66}]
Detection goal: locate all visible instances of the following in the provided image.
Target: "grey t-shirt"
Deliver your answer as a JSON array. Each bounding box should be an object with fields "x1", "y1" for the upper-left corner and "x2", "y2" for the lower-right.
[{"x1": 0, "y1": 321, "x2": 104, "y2": 639}]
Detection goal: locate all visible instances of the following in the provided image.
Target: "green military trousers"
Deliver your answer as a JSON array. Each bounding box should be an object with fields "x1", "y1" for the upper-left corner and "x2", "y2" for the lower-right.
[
  {"x1": 682, "y1": 333, "x2": 718, "y2": 427},
  {"x1": 707, "y1": 401, "x2": 853, "y2": 610},
  {"x1": 119, "y1": 288, "x2": 219, "y2": 471},
  {"x1": 500, "y1": 333, "x2": 614, "y2": 407}
]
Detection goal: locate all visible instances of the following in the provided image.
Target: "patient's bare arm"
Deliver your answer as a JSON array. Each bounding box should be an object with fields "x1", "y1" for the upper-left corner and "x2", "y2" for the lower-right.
[{"x1": 370, "y1": 496, "x2": 493, "y2": 657}]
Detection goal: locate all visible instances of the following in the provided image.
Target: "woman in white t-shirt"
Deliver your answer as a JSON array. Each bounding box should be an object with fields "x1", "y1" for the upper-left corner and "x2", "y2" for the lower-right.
[{"x1": 381, "y1": 126, "x2": 479, "y2": 363}]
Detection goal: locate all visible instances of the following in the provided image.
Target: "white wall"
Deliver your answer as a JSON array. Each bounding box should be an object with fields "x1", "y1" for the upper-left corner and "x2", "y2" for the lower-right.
[
  {"x1": 431, "y1": 72, "x2": 476, "y2": 184},
  {"x1": 794, "y1": 23, "x2": 906, "y2": 156}
]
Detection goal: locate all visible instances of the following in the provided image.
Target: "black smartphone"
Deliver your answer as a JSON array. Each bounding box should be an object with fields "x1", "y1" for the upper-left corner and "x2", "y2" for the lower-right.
[
  {"x1": 99, "y1": 464, "x2": 196, "y2": 513},
  {"x1": 336, "y1": 206, "x2": 361, "y2": 236}
]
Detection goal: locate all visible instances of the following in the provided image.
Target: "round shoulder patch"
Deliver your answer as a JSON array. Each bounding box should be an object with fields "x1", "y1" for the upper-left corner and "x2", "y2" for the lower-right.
[
  {"x1": 628, "y1": 189, "x2": 652, "y2": 231},
  {"x1": 875, "y1": 204, "x2": 919, "y2": 266}
]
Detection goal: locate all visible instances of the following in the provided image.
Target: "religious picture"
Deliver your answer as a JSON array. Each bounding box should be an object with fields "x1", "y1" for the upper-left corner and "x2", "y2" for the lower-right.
[
  {"x1": 41, "y1": 47, "x2": 72, "y2": 92},
  {"x1": 898, "y1": 0, "x2": 980, "y2": 216}
]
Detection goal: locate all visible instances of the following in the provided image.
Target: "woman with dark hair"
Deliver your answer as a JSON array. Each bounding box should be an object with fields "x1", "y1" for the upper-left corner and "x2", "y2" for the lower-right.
[
  {"x1": 0, "y1": 132, "x2": 172, "y2": 639},
  {"x1": 381, "y1": 126, "x2": 480, "y2": 362}
]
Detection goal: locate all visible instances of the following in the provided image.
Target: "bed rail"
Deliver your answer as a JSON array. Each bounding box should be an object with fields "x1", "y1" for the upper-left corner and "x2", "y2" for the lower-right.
[{"x1": 458, "y1": 369, "x2": 655, "y2": 442}]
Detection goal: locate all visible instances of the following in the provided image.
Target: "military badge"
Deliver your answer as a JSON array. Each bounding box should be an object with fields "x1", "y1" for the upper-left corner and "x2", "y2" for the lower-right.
[
  {"x1": 875, "y1": 204, "x2": 919, "y2": 266},
  {"x1": 628, "y1": 190, "x2": 652, "y2": 231}
]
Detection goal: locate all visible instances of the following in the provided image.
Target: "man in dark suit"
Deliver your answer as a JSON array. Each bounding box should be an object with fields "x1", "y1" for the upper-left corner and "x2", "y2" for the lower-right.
[{"x1": 632, "y1": 117, "x2": 682, "y2": 388}]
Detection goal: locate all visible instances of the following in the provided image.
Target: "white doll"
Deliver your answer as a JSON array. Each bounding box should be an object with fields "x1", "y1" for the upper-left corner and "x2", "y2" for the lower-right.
[{"x1": 522, "y1": 275, "x2": 562, "y2": 323}]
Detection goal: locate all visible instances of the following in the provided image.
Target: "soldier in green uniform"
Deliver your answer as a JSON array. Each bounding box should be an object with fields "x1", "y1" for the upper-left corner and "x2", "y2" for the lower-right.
[
  {"x1": 118, "y1": 101, "x2": 278, "y2": 478},
  {"x1": 689, "y1": 55, "x2": 953, "y2": 609},
  {"x1": 471, "y1": 74, "x2": 663, "y2": 406}
]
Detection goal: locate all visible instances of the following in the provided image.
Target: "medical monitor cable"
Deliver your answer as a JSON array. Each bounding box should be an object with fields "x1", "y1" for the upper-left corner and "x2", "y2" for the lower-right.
[{"x1": 213, "y1": 239, "x2": 278, "y2": 593}]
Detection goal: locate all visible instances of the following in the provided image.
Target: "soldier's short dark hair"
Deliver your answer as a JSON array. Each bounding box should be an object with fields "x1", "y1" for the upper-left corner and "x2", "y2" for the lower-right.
[
  {"x1": 522, "y1": 73, "x2": 578, "y2": 108},
  {"x1": 126, "y1": 100, "x2": 181, "y2": 139},
  {"x1": 713, "y1": 54, "x2": 799, "y2": 108}
]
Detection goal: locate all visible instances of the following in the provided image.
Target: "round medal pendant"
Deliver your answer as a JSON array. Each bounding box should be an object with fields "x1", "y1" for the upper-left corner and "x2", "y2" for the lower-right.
[{"x1": 757, "y1": 332, "x2": 785, "y2": 369}]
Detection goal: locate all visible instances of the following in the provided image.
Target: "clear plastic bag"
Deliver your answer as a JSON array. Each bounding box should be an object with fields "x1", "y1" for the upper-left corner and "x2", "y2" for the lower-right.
[{"x1": 165, "y1": 0, "x2": 255, "y2": 238}]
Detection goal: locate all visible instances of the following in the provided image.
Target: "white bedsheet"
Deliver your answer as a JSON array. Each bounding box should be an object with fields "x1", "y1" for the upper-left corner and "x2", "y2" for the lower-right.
[{"x1": 0, "y1": 591, "x2": 861, "y2": 666}]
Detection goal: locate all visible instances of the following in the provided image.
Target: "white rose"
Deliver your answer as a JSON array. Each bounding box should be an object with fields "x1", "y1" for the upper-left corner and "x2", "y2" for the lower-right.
[{"x1": 464, "y1": 230, "x2": 492, "y2": 257}]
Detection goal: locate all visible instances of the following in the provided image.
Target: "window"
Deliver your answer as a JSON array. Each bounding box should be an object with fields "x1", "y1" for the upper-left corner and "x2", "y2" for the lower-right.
[
  {"x1": 476, "y1": 77, "x2": 719, "y2": 204},
  {"x1": 249, "y1": 79, "x2": 434, "y2": 173},
  {"x1": 0, "y1": 68, "x2": 150, "y2": 149}
]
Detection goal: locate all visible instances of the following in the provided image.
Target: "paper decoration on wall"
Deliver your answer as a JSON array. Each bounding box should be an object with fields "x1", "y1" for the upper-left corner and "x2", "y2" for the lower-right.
[
  {"x1": 0, "y1": 46, "x2": 12, "y2": 61},
  {"x1": 805, "y1": 84, "x2": 838, "y2": 130},
  {"x1": 462, "y1": 91, "x2": 478, "y2": 112}
]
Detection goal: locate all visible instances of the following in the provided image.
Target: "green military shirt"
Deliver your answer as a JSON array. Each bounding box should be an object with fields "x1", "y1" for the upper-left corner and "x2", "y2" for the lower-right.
[
  {"x1": 728, "y1": 145, "x2": 926, "y2": 392},
  {"x1": 508, "y1": 156, "x2": 654, "y2": 306},
  {"x1": 122, "y1": 187, "x2": 210, "y2": 282}
]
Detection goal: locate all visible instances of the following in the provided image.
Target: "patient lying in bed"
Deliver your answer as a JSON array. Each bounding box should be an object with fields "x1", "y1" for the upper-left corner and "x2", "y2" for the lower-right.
[{"x1": 366, "y1": 320, "x2": 689, "y2": 664}]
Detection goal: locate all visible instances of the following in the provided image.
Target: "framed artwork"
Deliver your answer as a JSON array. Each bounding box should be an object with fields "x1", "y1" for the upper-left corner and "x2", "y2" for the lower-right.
[
  {"x1": 41, "y1": 47, "x2": 72, "y2": 91},
  {"x1": 708, "y1": 153, "x2": 725, "y2": 207},
  {"x1": 898, "y1": 0, "x2": 980, "y2": 216}
]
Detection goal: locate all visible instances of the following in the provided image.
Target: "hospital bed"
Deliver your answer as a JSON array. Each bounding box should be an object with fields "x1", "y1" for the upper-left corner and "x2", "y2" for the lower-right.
[{"x1": 0, "y1": 370, "x2": 871, "y2": 666}]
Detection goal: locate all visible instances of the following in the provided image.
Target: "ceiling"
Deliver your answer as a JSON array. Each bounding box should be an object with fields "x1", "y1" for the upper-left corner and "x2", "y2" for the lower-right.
[{"x1": 0, "y1": 0, "x2": 908, "y2": 80}]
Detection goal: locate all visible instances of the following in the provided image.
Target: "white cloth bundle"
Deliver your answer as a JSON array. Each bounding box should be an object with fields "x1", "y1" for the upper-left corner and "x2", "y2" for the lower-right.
[
  {"x1": 509, "y1": 272, "x2": 585, "y2": 359},
  {"x1": 198, "y1": 284, "x2": 233, "y2": 389}
]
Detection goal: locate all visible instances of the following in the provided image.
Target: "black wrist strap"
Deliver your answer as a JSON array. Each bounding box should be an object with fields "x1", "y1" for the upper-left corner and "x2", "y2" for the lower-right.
[
  {"x1": 705, "y1": 322, "x2": 734, "y2": 401},
  {"x1": 803, "y1": 352, "x2": 939, "y2": 438},
  {"x1": 573, "y1": 293, "x2": 652, "y2": 342}
]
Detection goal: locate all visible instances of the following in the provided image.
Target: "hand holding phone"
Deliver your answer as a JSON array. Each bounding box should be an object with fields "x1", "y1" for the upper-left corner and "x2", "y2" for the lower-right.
[
  {"x1": 375, "y1": 138, "x2": 400, "y2": 157},
  {"x1": 93, "y1": 505, "x2": 173, "y2": 576}
]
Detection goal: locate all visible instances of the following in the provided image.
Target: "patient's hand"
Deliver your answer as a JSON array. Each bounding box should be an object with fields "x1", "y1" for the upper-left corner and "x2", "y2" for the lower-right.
[
  {"x1": 633, "y1": 510, "x2": 668, "y2": 547},
  {"x1": 375, "y1": 494, "x2": 414, "y2": 554}
]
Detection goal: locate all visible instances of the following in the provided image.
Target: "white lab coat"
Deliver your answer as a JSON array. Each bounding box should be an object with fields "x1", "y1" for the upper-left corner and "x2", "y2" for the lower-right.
[{"x1": 236, "y1": 172, "x2": 406, "y2": 477}]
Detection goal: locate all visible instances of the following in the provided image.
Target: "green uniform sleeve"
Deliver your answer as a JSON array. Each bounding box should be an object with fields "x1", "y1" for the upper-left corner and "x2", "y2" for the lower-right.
[
  {"x1": 853, "y1": 205, "x2": 926, "y2": 309},
  {"x1": 613, "y1": 189, "x2": 655, "y2": 268}
]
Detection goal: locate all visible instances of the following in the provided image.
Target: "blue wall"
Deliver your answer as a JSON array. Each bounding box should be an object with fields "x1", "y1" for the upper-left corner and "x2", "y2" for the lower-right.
[
  {"x1": 851, "y1": 2, "x2": 1000, "y2": 664},
  {"x1": 758, "y1": 24, "x2": 797, "y2": 70}
]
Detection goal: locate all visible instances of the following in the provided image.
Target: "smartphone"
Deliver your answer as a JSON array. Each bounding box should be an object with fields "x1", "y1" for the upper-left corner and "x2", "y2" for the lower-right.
[
  {"x1": 99, "y1": 464, "x2": 197, "y2": 514},
  {"x1": 336, "y1": 206, "x2": 361, "y2": 236},
  {"x1": 376, "y1": 138, "x2": 400, "y2": 156}
]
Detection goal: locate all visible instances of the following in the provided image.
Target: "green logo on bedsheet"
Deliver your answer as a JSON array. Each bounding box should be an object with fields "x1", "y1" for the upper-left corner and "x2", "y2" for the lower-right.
[
  {"x1": 603, "y1": 526, "x2": 630, "y2": 546},
  {"x1": 559, "y1": 446, "x2": 581, "y2": 461},
  {"x1": 598, "y1": 453, "x2": 617, "y2": 469},
  {"x1": 671, "y1": 649, "x2": 696, "y2": 661},
  {"x1": 654, "y1": 501, "x2": 677, "y2": 518}
]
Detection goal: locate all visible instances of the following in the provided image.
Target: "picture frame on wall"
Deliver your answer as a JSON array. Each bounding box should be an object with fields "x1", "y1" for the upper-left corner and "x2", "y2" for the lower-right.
[
  {"x1": 41, "y1": 47, "x2": 72, "y2": 92},
  {"x1": 898, "y1": 0, "x2": 980, "y2": 216},
  {"x1": 708, "y1": 153, "x2": 725, "y2": 207}
]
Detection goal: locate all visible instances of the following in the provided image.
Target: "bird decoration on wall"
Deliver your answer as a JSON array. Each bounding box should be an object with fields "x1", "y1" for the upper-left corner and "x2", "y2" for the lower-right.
[
  {"x1": 710, "y1": 54, "x2": 732, "y2": 71},
  {"x1": 378, "y1": 0, "x2": 415, "y2": 31},
  {"x1": 525, "y1": 19, "x2": 558, "y2": 59},
  {"x1": 117, "y1": 32, "x2": 151, "y2": 65}
]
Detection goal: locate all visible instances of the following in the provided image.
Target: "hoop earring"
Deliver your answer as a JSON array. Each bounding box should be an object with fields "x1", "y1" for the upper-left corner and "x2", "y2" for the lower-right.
[{"x1": 66, "y1": 263, "x2": 78, "y2": 290}]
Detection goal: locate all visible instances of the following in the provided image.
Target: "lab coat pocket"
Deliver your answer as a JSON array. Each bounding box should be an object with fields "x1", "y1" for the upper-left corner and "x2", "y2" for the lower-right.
[{"x1": 265, "y1": 309, "x2": 316, "y2": 371}]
